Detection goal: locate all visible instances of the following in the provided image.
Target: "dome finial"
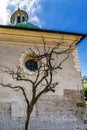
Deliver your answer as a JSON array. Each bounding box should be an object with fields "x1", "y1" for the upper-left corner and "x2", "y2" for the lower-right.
[{"x1": 18, "y1": 4, "x2": 20, "y2": 10}]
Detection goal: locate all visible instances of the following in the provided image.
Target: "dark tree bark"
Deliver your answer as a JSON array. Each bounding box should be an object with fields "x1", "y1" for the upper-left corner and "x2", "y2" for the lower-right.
[{"x1": 25, "y1": 108, "x2": 31, "y2": 130}]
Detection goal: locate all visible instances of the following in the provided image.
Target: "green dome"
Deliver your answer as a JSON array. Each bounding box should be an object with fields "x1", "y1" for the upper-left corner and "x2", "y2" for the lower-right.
[{"x1": 10, "y1": 22, "x2": 40, "y2": 29}]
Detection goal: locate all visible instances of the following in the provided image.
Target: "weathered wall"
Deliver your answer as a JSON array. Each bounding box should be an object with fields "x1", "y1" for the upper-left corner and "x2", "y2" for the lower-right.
[
  {"x1": 0, "y1": 27, "x2": 86, "y2": 130},
  {"x1": 0, "y1": 43, "x2": 86, "y2": 130}
]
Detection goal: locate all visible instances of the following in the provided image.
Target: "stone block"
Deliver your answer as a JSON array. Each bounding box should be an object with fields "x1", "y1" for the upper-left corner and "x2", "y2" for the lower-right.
[
  {"x1": 0, "y1": 102, "x2": 11, "y2": 118},
  {"x1": 76, "y1": 102, "x2": 85, "y2": 107},
  {"x1": 84, "y1": 119, "x2": 87, "y2": 124},
  {"x1": 12, "y1": 101, "x2": 27, "y2": 119},
  {"x1": 12, "y1": 101, "x2": 35, "y2": 119}
]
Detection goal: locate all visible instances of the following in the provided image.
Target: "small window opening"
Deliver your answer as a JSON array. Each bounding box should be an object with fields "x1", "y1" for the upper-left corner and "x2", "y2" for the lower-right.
[
  {"x1": 17, "y1": 16, "x2": 21, "y2": 23},
  {"x1": 22, "y1": 16, "x2": 25, "y2": 22}
]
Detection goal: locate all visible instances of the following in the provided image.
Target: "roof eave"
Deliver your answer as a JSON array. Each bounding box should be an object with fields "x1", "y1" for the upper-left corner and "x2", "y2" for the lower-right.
[{"x1": 0, "y1": 25, "x2": 86, "y2": 45}]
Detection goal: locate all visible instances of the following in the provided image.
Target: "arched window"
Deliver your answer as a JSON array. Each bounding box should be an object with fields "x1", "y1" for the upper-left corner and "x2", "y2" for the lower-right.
[
  {"x1": 17, "y1": 16, "x2": 21, "y2": 23},
  {"x1": 22, "y1": 16, "x2": 25, "y2": 22}
]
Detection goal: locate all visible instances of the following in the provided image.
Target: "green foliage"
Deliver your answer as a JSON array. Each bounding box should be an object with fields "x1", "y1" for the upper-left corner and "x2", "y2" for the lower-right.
[{"x1": 82, "y1": 76, "x2": 87, "y2": 101}]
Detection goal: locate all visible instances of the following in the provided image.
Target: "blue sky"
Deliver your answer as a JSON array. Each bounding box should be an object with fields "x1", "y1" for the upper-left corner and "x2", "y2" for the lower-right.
[
  {"x1": 39, "y1": 0, "x2": 87, "y2": 76},
  {"x1": 0, "y1": 0, "x2": 87, "y2": 76}
]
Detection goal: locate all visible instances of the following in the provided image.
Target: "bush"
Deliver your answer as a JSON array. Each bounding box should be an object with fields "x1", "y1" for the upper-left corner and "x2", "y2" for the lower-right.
[{"x1": 82, "y1": 76, "x2": 87, "y2": 101}]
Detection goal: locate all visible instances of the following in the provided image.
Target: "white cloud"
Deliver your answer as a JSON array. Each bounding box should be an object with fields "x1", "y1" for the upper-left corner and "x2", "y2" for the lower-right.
[
  {"x1": 0, "y1": 0, "x2": 42, "y2": 27},
  {"x1": 0, "y1": 0, "x2": 10, "y2": 25}
]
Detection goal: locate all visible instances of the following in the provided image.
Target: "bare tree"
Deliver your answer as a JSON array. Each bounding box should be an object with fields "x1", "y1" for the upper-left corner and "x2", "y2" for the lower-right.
[{"x1": 0, "y1": 38, "x2": 73, "y2": 130}]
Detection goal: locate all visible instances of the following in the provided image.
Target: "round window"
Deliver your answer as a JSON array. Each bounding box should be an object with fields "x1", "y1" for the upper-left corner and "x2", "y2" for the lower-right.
[
  {"x1": 19, "y1": 50, "x2": 47, "y2": 75},
  {"x1": 25, "y1": 60, "x2": 38, "y2": 71}
]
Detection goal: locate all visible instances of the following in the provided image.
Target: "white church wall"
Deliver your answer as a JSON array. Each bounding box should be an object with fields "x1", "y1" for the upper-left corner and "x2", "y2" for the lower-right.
[{"x1": 0, "y1": 43, "x2": 86, "y2": 130}]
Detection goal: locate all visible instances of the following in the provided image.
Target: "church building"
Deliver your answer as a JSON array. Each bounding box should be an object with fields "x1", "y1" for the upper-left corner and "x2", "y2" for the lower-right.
[{"x1": 0, "y1": 8, "x2": 87, "y2": 130}]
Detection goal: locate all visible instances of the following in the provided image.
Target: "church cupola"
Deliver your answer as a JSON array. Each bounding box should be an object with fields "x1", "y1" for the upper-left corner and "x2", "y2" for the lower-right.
[
  {"x1": 10, "y1": 8, "x2": 28, "y2": 24},
  {"x1": 10, "y1": 8, "x2": 40, "y2": 29}
]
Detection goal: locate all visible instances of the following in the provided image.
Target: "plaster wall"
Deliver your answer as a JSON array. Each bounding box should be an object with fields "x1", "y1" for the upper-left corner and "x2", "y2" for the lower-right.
[
  {"x1": 0, "y1": 27, "x2": 86, "y2": 130},
  {"x1": 0, "y1": 43, "x2": 86, "y2": 130}
]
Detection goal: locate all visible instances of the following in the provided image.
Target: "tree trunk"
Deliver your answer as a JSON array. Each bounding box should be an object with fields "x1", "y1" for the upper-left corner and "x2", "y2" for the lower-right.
[{"x1": 25, "y1": 109, "x2": 31, "y2": 130}]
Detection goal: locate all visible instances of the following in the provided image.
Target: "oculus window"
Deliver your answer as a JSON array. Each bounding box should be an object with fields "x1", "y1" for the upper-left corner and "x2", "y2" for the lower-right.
[
  {"x1": 25, "y1": 60, "x2": 38, "y2": 71},
  {"x1": 19, "y1": 50, "x2": 47, "y2": 75}
]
